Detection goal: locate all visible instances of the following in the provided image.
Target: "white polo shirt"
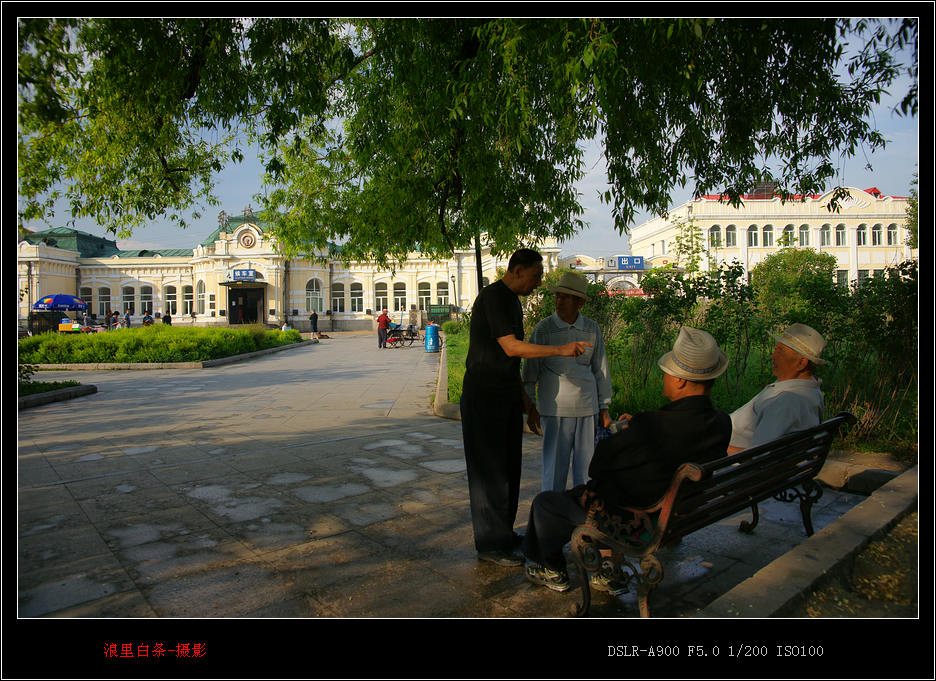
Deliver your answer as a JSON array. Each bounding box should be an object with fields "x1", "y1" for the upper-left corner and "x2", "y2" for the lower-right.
[{"x1": 729, "y1": 378, "x2": 825, "y2": 450}]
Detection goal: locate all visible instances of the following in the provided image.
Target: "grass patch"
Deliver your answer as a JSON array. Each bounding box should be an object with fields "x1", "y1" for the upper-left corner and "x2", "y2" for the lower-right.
[
  {"x1": 445, "y1": 330, "x2": 468, "y2": 404},
  {"x1": 18, "y1": 380, "x2": 81, "y2": 396},
  {"x1": 18, "y1": 324, "x2": 303, "y2": 364}
]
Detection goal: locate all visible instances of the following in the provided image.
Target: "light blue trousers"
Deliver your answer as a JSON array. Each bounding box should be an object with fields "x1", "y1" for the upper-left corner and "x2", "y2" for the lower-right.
[{"x1": 540, "y1": 414, "x2": 596, "y2": 492}]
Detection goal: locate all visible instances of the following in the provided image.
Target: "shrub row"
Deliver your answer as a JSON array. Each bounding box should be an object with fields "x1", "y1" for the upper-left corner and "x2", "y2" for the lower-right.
[{"x1": 18, "y1": 324, "x2": 303, "y2": 364}]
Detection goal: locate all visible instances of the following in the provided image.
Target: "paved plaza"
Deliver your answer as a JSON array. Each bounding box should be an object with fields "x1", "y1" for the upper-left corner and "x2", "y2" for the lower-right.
[{"x1": 17, "y1": 333, "x2": 913, "y2": 620}]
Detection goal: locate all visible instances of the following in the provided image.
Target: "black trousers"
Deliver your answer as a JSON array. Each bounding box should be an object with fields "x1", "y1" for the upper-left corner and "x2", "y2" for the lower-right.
[
  {"x1": 521, "y1": 489, "x2": 588, "y2": 571},
  {"x1": 460, "y1": 392, "x2": 523, "y2": 554},
  {"x1": 377, "y1": 328, "x2": 387, "y2": 347}
]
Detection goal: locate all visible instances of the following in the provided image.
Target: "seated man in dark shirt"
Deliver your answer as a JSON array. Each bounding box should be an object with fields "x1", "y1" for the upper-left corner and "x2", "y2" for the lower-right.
[{"x1": 521, "y1": 326, "x2": 732, "y2": 594}]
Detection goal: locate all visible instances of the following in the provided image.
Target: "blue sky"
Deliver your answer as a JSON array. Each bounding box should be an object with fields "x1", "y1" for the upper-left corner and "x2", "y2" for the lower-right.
[{"x1": 26, "y1": 45, "x2": 919, "y2": 260}]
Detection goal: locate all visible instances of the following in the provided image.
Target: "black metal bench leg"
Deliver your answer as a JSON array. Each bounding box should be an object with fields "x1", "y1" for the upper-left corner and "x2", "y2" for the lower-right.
[
  {"x1": 739, "y1": 503, "x2": 759, "y2": 533},
  {"x1": 800, "y1": 480, "x2": 822, "y2": 537}
]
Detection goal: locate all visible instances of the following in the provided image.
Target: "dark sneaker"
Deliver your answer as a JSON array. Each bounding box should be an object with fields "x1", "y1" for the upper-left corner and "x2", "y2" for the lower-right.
[
  {"x1": 478, "y1": 549, "x2": 524, "y2": 567},
  {"x1": 524, "y1": 563, "x2": 571, "y2": 592},
  {"x1": 590, "y1": 572, "x2": 629, "y2": 596}
]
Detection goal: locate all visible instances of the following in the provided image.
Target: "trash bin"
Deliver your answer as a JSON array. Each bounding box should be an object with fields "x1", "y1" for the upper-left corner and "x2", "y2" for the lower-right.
[{"x1": 425, "y1": 323, "x2": 440, "y2": 353}]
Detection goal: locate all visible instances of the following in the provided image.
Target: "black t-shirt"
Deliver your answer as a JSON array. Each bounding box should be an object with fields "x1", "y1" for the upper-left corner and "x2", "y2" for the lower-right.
[{"x1": 462, "y1": 280, "x2": 524, "y2": 400}]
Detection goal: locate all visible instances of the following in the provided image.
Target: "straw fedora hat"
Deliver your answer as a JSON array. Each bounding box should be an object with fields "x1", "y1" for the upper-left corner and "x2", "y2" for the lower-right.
[
  {"x1": 548, "y1": 272, "x2": 588, "y2": 299},
  {"x1": 769, "y1": 323, "x2": 827, "y2": 366},
  {"x1": 657, "y1": 326, "x2": 729, "y2": 381}
]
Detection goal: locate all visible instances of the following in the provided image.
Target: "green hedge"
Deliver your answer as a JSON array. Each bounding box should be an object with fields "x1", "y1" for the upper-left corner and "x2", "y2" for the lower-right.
[{"x1": 18, "y1": 325, "x2": 304, "y2": 364}]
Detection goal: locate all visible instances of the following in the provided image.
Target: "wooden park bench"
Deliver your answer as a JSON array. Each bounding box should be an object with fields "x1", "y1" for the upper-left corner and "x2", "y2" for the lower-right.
[{"x1": 569, "y1": 411, "x2": 857, "y2": 618}]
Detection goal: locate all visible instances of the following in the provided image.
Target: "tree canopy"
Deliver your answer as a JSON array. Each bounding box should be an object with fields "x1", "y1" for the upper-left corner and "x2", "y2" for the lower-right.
[{"x1": 17, "y1": 17, "x2": 918, "y2": 266}]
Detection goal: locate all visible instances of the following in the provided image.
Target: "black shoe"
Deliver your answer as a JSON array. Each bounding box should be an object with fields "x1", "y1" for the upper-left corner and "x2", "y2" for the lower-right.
[
  {"x1": 478, "y1": 549, "x2": 524, "y2": 567},
  {"x1": 524, "y1": 562, "x2": 571, "y2": 592}
]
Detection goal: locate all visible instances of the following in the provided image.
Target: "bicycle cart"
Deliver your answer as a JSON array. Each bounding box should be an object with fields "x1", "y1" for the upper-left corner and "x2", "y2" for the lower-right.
[{"x1": 386, "y1": 323, "x2": 421, "y2": 348}]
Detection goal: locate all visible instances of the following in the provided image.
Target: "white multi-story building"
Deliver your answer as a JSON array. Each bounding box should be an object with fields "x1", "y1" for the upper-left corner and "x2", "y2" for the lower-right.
[
  {"x1": 17, "y1": 212, "x2": 561, "y2": 331},
  {"x1": 628, "y1": 185, "x2": 915, "y2": 285}
]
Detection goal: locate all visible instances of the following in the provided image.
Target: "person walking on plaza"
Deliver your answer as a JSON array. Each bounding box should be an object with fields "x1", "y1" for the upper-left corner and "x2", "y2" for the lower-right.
[
  {"x1": 124, "y1": 309, "x2": 131, "y2": 328},
  {"x1": 726, "y1": 323, "x2": 826, "y2": 454},
  {"x1": 460, "y1": 248, "x2": 593, "y2": 567},
  {"x1": 521, "y1": 326, "x2": 732, "y2": 593},
  {"x1": 309, "y1": 308, "x2": 319, "y2": 340},
  {"x1": 377, "y1": 308, "x2": 391, "y2": 348},
  {"x1": 522, "y1": 271, "x2": 612, "y2": 492}
]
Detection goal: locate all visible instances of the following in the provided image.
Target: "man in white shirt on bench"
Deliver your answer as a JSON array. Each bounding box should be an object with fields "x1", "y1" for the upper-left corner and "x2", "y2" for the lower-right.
[{"x1": 727, "y1": 323, "x2": 826, "y2": 454}]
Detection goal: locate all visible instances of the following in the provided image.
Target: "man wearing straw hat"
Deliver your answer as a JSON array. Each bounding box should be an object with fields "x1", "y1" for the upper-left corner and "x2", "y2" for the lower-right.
[
  {"x1": 522, "y1": 271, "x2": 613, "y2": 493},
  {"x1": 522, "y1": 326, "x2": 732, "y2": 593},
  {"x1": 726, "y1": 323, "x2": 826, "y2": 454}
]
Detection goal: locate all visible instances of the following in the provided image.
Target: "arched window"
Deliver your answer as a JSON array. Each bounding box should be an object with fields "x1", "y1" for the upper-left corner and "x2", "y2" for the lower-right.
[
  {"x1": 140, "y1": 286, "x2": 153, "y2": 315},
  {"x1": 164, "y1": 286, "x2": 178, "y2": 315},
  {"x1": 122, "y1": 286, "x2": 136, "y2": 314},
  {"x1": 887, "y1": 223, "x2": 898, "y2": 245},
  {"x1": 350, "y1": 282, "x2": 363, "y2": 312},
  {"x1": 871, "y1": 224, "x2": 883, "y2": 246},
  {"x1": 374, "y1": 282, "x2": 388, "y2": 311},
  {"x1": 856, "y1": 224, "x2": 867, "y2": 246},
  {"x1": 747, "y1": 225, "x2": 758, "y2": 247},
  {"x1": 835, "y1": 224, "x2": 847, "y2": 246},
  {"x1": 97, "y1": 287, "x2": 111, "y2": 317},
  {"x1": 196, "y1": 281, "x2": 205, "y2": 314},
  {"x1": 782, "y1": 224, "x2": 795, "y2": 246},
  {"x1": 436, "y1": 281, "x2": 449, "y2": 305},
  {"x1": 708, "y1": 225, "x2": 721, "y2": 248},
  {"x1": 305, "y1": 279, "x2": 323, "y2": 312},
  {"x1": 799, "y1": 224, "x2": 810, "y2": 247},
  {"x1": 762, "y1": 224, "x2": 774, "y2": 248},
  {"x1": 725, "y1": 225, "x2": 737, "y2": 248},
  {"x1": 331, "y1": 282, "x2": 345, "y2": 312},
  {"x1": 418, "y1": 282, "x2": 432, "y2": 310},
  {"x1": 820, "y1": 224, "x2": 832, "y2": 247},
  {"x1": 182, "y1": 286, "x2": 194, "y2": 315},
  {"x1": 393, "y1": 282, "x2": 407, "y2": 312},
  {"x1": 79, "y1": 287, "x2": 92, "y2": 312}
]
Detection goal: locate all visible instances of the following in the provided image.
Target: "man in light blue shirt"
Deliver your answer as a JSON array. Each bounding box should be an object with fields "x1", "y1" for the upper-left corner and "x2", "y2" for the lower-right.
[{"x1": 523, "y1": 272, "x2": 613, "y2": 492}]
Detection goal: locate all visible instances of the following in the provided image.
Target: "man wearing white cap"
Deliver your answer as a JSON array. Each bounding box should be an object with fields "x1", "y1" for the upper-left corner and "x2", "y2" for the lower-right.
[
  {"x1": 522, "y1": 326, "x2": 732, "y2": 594},
  {"x1": 522, "y1": 271, "x2": 613, "y2": 492},
  {"x1": 727, "y1": 323, "x2": 826, "y2": 454}
]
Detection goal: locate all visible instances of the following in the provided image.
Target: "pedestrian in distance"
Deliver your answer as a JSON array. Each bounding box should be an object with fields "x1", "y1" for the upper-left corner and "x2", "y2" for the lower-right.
[
  {"x1": 309, "y1": 308, "x2": 319, "y2": 340},
  {"x1": 377, "y1": 308, "x2": 391, "y2": 348},
  {"x1": 460, "y1": 248, "x2": 592, "y2": 568}
]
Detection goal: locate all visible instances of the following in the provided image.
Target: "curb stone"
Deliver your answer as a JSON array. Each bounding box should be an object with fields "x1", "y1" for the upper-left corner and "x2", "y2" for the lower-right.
[
  {"x1": 695, "y1": 465, "x2": 918, "y2": 618},
  {"x1": 18, "y1": 384, "x2": 98, "y2": 410}
]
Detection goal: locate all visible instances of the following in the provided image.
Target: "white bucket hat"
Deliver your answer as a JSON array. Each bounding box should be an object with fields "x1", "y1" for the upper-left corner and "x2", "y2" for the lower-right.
[
  {"x1": 769, "y1": 323, "x2": 827, "y2": 366},
  {"x1": 548, "y1": 272, "x2": 588, "y2": 299},
  {"x1": 657, "y1": 326, "x2": 729, "y2": 381}
]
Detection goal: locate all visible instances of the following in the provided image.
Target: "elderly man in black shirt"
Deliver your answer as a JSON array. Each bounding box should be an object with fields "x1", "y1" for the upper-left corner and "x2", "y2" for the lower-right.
[
  {"x1": 521, "y1": 326, "x2": 733, "y2": 593},
  {"x1": 461, "y1": 248, "x2": 592, "y2": 567}
]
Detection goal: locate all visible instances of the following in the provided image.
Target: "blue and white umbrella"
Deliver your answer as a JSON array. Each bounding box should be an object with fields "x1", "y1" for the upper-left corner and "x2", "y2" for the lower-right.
[{"x1": 32, "y1": 294, "x2": 88, "y2": 312}]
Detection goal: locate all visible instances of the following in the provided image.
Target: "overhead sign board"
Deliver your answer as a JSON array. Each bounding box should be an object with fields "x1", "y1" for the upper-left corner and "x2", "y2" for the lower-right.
[
  {"x1": 233, "y1": 269, "x2": 257, "y2": 281},
  {"x1": 617, "y1": 256, "x2": 644, "y2": 270}
]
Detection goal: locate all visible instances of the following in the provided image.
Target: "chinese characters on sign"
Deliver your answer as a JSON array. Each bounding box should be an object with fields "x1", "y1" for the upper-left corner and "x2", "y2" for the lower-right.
[
  {"x1": 104, "y1": 642, "x2": 207, "y2": 660},
  {"x1": 232, "y1": 269, "x2": 257, "y2": 281}
]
